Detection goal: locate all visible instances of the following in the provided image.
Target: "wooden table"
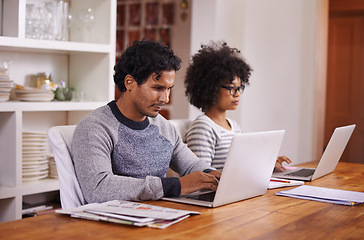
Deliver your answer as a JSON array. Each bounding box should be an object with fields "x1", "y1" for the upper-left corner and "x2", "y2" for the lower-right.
[{"x1": 1, "y1": 162, "x2": 364, "y2": 240}]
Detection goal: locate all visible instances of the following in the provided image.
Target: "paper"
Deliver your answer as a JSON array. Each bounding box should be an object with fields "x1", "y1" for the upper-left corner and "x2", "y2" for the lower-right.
[
  {"x1": 86, "y1": 200, "x2": 200, "y2": 220},
  {"x1": 268, "y1": 178, "x2": 304, "y2": 189},
  {"x1": 276, "y1": 185, "x2": 364, "y2": 205},
  {"x1": 56, "y1": 200, "x2": 200, "y2": 229}
]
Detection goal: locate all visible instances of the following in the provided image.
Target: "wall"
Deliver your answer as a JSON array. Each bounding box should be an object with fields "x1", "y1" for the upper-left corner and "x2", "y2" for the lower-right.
[
  {"x1": 186, "y1": 0, "x2": 328, "y2": 164},
  {"x1": 169, "y1": 0, "x2": 192, "y2": 119}
]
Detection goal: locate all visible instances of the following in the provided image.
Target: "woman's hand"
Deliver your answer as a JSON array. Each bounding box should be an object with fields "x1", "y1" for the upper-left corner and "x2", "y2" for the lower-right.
[{"x1": 274, "y1": 155, "x2": 292, "y2": 172}]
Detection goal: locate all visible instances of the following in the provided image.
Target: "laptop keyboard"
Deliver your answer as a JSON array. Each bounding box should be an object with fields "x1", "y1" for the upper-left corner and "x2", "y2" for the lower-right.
[
  {"x1": 186, "y1": 191, "x2": 216, "y2": 202},
  {"x1": 286, "y1": 168, "x2": 315, "y2": 177}
]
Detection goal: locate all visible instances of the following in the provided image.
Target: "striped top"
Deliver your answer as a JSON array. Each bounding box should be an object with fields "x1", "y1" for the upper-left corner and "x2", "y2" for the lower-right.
[{"x1": 184, "y1": 115, "x2": 241, "y2": 171}]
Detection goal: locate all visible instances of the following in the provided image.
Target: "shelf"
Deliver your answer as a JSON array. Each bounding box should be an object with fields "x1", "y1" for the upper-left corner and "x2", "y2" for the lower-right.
[
  {"x1": 0, "y1": 0, "x2": 116, "y2": 222},
  {"x1": 0, "y1": 178, "x2": 59, "y2": 200},
  {"x1": 0, "y1": 101, "x2": 108, "y2": 112},
  {"x1": 21, "y1": 178, "x2": 59, "y2": 196},
  {"x1": 0, "y1": 36, "x2": 113, "y2": 54},
  {"x1": 0, "y1": 186, "x2": 17, "y2": 199}
]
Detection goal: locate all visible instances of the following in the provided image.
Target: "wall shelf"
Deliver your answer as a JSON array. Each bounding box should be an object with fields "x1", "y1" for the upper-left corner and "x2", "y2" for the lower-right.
[{"x1": 0, "y1": 0, "x2": 116, "y2": 223}]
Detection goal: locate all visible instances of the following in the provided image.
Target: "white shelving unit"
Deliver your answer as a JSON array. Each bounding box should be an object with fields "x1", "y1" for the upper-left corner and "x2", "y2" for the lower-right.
[{"x1": 0, "y1": 0, "x2": 116, "y2": 222}]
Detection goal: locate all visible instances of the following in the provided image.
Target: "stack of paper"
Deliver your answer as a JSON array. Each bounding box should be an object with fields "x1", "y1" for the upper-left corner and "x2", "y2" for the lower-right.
[
  {"x1": 56, "y1": 200, "x2": 200, "y2": 229},
  {"x1": 276, "y1": 185, "x2": 364, "y2": 206}
]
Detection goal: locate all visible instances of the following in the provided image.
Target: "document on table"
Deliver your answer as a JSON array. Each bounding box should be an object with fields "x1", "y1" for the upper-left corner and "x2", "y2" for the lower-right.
[
  {"x1": 276, "y1": 185, "x2": 364, "y2": 206},
  {"x1": 56, "y1": 200, "x2": 200, "y2": 229}
]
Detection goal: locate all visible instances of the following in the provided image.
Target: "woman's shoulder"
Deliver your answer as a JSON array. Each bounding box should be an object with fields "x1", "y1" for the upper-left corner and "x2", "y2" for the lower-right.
[
  {"x1": 226, "y1": 117, "x2": 241, "y2": 132},
  {"x1": 187, "y1": 114, "x2": 221, "y2": 137},
  {"x1": 189, "y1": 114, "x2": 216, "y2": 128}
]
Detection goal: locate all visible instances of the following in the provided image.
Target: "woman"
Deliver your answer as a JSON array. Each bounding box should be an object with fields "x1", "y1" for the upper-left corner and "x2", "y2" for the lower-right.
[{"x1": 184, "y1": 41, "x2": 290, "y2": 172}]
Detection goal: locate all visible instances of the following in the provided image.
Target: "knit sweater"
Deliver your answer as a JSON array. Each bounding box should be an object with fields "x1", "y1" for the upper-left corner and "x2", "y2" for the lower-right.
[
  {"x1": 185, "y1": 114, "x2": 241, "y2": 171},
  {"x1": 72, "y1": 100, "x2": 213, "y2": 203}
]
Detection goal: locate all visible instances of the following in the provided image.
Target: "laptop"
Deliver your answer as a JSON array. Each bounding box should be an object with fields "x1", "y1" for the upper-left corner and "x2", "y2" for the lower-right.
[
  {"x1": 162, "y1": 130, "x2": 285, "y2": 207},
  {"x1": 272, "y1": 124, "x2": 355, "y2": 181}
]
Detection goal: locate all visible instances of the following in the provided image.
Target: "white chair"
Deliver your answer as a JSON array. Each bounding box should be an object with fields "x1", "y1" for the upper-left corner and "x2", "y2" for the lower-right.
[
  {"x1": 47, "y1": 125, "x2": 85, "y2": 209},
  {"x1": 169, "y1": 119, "x2": 192, "y2": 141},
  {"x1": 167, "y1": 119, "x2": 192, "y2": 177}
]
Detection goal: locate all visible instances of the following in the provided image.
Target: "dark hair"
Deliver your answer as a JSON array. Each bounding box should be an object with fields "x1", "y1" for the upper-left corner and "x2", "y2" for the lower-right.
[
  {"x1": 184, "y1": 41, "x2": 252, "y2": 112},
  {"x1": 114, "y1": 40, "x2": 182, "y2": 93}
]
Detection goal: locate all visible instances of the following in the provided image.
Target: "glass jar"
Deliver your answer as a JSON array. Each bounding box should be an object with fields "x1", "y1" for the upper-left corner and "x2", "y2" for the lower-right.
[{"x1": 36, "y1": 72, "x2": 52, "y2": 89}]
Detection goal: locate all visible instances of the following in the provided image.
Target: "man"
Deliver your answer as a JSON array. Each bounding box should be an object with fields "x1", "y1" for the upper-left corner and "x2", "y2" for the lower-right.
[{"x1": 72, "y1": 40, "x2": 221, "y2": 204}]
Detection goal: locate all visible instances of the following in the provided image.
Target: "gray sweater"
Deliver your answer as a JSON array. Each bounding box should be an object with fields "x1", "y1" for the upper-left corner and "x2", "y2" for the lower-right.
[{"x1": 72, "y1": 100, "x2": 213, "y2": 203}]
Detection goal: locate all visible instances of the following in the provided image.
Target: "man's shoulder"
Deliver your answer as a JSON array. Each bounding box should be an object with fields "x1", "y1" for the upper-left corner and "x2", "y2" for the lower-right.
[
  {"x1": 149, "y1": 114, "x2": 170, "y2": 126},
  {"x1": 75, "y1": 104, "x2": 117, "y2": 133},
  {"x1": 149, "y1": 114, "x2": 179, "y2": 142}
]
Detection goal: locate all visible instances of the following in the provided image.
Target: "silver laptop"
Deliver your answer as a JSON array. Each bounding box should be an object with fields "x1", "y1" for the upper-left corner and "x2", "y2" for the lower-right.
[
  {"x1": 272, "y1": 124, "x2": 355, "y2": 181},
  {"x1": 162, "y1": 130, "x2": 285, "y2": 207}
]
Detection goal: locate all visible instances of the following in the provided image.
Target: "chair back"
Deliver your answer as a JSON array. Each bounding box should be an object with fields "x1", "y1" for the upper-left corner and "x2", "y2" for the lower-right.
[
  {"x1": 167, "y1": 119, "x2": 192, "y2": 177},
  {"x1": 47, "y1": 125, "x2": 85, "y2": 209},
  {"x1": 169, "y1": 119, "x2": 192, "y2": 141}
]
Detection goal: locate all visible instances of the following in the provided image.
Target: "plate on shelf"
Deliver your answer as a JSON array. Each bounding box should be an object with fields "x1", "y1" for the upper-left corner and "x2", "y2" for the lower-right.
[
  {"x1": 22, "y1": 169, "x2": 48, "y2": 176},
  {"x1": 15, "y1": 89, "x2": 53, "y2": 94},
  {"x1": 22, "y1": 160, "x2": 48, "y2": 166},
  {"x1": 23, "y1": 160, "x2": 49, "y2": 165},
  {"x1": 23, "y1": 137, "x2": 47, "y2": 142},
  {"x1": 22, "y1": 138, "x2": 47, "y2": 143},
  {"x1": 0, "y1": 92, "x2": 10, "y2": 101},
  {"x1": 22, "y1": 143, "x2": 47, "y2": 147},
  {"x1": 18, "y1": 96, "x2": 54, "y2": 102},
  {"x1": 22, "y1": 148, "x2": 48, "y2": 153},
  {"x1": 23, "y1": 146, "x2": 48, "y2": 151},
  {"x1": 48, "y1": 163, "x2": 59, "y2": 178},
  {"x1": 0, "y1": 87, "x2": 12, "y2": 92},
  {"x1": 23, "y1": 131, "x2": 47, "y2": 136},
  {"x1": 23, "y1": 131, "x2": 47, "y2": 134},
  {"x1": 15, "y1": 89, "x2": 55, "y2": 102},
  {"x1": 15, "y1": 92, "x2": 54, "y2": 97},
  {"x1": 22, "y1": 165, "x2": 49, "y2": 172},
  {"x1": 22, "y1": 152, "x2": 48, "y2": 157},
  {"x1": 22, "y1": 173, "x2": 48, "y2": 182},
  {"x1": 22, "y1": 155, "x2": 48, "y2": 160},
  {"x1": 22, "y1": 143, "x2": 47, "y2": 150}
]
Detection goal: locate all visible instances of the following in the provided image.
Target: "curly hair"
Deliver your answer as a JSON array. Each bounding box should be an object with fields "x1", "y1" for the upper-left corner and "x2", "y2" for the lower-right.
[
  {"x1": 184, "y1": 42, "x2": 252, "y2": 112},
  {"x1": 114, "y1": 40, "x2": 182, "y2": 93}
]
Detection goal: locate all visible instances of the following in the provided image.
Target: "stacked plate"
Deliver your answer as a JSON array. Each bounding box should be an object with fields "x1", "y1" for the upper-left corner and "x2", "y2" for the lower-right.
[
  {"x1": 0, "y1": 69, "x2": 13, "y2": 102},
  {"x1": 22, "y1": 131, "x2": 49, "y2": 182},
  {"x1": 15, "y1": 88, "x2": 54, "y2": 102},
  {"x1": 48, "y1": 155, "x2": 58, "y2": 179}
]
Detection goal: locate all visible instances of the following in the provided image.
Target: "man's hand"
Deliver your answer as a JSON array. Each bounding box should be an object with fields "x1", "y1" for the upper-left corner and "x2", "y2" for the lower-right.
[
  {"x1": 274, "y1": 155, "x2": 292, "y2": 172},
  {"x1": 208, "y1": 170, "x2": 221, "y2": 180},
  {"x1": 179, "y1": 170, "x2": 220, "y2": 195}
]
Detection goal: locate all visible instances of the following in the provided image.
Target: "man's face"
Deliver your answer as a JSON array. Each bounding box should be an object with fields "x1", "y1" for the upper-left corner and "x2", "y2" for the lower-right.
[{"x1": 131, "y1": 70, "x2": 175, "y2": 119}]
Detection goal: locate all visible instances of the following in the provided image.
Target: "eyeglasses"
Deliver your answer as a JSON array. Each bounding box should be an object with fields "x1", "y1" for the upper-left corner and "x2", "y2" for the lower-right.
[{"x1": 221, "y1": 85, "x2": 245, "y2": 96}]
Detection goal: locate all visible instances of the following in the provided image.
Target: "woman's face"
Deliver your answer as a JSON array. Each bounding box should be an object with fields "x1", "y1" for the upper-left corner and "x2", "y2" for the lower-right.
[{"x1": 215, "y1": 76, "x2": 242, "y2": 112}]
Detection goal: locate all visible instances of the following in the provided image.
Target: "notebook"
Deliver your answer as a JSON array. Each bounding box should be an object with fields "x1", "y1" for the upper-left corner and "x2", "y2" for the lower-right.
[
  {"x1": 162, "y1": 130, "x2": 285, "y2": 208},
  {"x1": 272, "y1": 124, "x2": 355, "y2": 181}
]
